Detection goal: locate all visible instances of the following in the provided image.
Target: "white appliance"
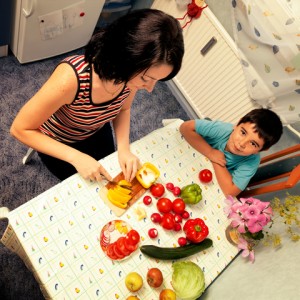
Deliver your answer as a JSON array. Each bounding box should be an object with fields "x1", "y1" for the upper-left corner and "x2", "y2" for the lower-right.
[{"x1": 10, "y1": 0, "x2": 105, "y2": 64}]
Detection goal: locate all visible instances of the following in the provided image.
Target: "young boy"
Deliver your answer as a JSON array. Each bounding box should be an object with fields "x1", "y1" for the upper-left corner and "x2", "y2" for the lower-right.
[{"x1": 179, "y1": 108, "x2": 283, "y2": 197}]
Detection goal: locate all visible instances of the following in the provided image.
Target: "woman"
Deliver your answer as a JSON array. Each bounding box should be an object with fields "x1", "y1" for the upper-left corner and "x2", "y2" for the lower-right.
[{"x1": 10, "y1": 9, "x2": 184, "y2": 182}]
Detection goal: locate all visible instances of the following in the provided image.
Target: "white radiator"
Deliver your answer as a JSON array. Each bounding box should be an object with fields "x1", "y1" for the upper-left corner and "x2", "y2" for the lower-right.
[{"x1": 152, "y1": 0, "x2": 257, "y2": 123}]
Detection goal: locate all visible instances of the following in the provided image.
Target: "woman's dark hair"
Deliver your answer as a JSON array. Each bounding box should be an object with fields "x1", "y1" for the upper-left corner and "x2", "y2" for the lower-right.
[
  {"x1": 85, "y1": 8, "x2": 184, "y2": 83},
  {"x1": 237, "y1": 108, "x2": 283, "y2": 150}
]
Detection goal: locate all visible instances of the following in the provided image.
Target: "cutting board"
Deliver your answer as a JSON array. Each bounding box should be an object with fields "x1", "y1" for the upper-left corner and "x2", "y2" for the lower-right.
[{"x1": 98, "y1": 172, "x2": 147, "y2": 216}]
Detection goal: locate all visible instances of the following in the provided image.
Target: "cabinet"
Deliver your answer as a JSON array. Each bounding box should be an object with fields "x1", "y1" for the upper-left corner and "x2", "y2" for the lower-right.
[{"x1": 0, "y1": 0, "x2": 13, "y2": 56}]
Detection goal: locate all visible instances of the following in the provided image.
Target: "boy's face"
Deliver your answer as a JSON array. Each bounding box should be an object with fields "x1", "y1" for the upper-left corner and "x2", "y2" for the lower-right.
[{"x1": 226, "y1": 122, "x2": 264, "y2": 156}]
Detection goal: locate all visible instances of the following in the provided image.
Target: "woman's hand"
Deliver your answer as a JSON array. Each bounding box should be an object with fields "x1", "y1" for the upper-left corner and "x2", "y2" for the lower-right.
[
  {"x1": 118, "y1": 150, "x2": 141, "y2": 182},
  {"x1": 71, "y1": 152, "x2": 113, "y2": 182}
]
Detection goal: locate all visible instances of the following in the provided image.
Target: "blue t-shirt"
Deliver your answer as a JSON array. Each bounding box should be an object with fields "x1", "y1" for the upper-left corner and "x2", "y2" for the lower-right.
[{"x1": 195, "y1": 119, "x2": 260, "y2": 190}]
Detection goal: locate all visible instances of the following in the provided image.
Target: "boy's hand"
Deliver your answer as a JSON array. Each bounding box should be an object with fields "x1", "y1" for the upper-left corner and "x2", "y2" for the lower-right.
[{"x1": 207, "y1": 149, "x2": 226, "y2": 167}]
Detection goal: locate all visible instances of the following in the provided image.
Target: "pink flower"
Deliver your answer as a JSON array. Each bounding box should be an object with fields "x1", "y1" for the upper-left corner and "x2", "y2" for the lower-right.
[{"x1": 238, "y1": 238, "x2": 255, "y2": 263}]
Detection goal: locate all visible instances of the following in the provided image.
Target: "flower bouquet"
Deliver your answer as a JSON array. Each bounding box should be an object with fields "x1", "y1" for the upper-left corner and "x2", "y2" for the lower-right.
[{"x1": 224, "y1": 196, "x2": 273, "y2": 263}]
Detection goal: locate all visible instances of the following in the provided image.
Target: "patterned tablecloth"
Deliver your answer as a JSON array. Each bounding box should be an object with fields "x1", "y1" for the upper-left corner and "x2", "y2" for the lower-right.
[{"x1": 1, "y1": 119, "x2": 239, "y2": 300}]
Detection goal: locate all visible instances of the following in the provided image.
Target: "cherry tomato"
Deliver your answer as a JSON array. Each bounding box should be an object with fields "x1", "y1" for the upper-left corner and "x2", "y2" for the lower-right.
[
  {"x1": 174, "y1": 214, "x2": 182, "y2": 223},
  {"x1": 143, "y1": 195, "x2": 152, "y2": 205},
  {"x1": 173, "y1": 223, "x2": 182, "y2": 231},
  {"x1": 199, "y1": 169, "x2": 213, "y2": 183},
  {"x1": 178, "y1": 237, "x2": 187, "y2": 247},
  {"x1": 181, "y1": 210, "x2": 190, "y2": 219},
  {"x1": 126, "y1": 229, "x2": 140, "y2": 246},
  {"x1": 172, "y1": 186, "x2": 181, "y2": 196},
  {"x1": 160, "y1": 213, "x2": 175, "y2": 230},
  {"x1": 157, "y1": 198, "x2": 173, "y2": 214},
  {"x1": 116, "y1": 237, "x2": 131, "y2": 256},
  {"x1": 151, "y1": 212, "x2": 162, "y2": 223},
  {"x1": 150, "y1": 183, "x2": 165, "y2": 198},
  {"x1": 148, "y1": 228, "x2": 158, "y2": 238},
  {"x1": 172, "y1": 198, "x2": 186, "y2": 215},
  {"x1": 166, "y1": 182, "x2": 174, "y2": 191}
]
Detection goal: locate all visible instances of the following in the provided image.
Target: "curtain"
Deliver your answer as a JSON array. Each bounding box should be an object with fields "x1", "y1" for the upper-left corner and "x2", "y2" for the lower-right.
[{"x1": 231, "y1": 0, "x2": 300, "y2": 124}]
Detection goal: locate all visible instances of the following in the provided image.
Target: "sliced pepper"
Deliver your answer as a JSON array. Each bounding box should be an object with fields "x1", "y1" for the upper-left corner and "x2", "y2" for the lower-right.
[
  {"x1": 183, "y1": 218, "x2": 209, "y2": 243},
  {"x1": 136, "y1": 162, "x2": 160, "y2": 188},
  {"x1": 180, "y1": 183, "x2": 202, "y2": 204}
]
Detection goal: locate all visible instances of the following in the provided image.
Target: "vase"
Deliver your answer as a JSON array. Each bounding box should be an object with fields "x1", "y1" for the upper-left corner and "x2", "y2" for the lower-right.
[{"x1": 225, "y1": 226, "x2": 241, "y2": 245}]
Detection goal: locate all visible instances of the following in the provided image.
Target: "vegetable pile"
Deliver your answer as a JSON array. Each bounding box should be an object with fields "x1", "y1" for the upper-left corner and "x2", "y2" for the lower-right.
[{"x1": 107, "y1": 180, "x2": 132, "y2": 209}]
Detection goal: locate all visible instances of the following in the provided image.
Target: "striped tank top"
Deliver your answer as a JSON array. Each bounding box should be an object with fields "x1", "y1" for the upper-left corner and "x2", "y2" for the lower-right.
[{"x1": 39, "y1": 55, "x2": 130, "y2": 143}]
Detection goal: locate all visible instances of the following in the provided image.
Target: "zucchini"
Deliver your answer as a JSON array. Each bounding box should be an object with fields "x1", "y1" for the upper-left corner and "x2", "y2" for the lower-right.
[{"x1": 140, "y1": 238, "x2": 213, "y2": 260}]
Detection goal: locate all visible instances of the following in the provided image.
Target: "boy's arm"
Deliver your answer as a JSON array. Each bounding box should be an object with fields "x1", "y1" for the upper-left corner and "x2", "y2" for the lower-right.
[
  {"x1": 179, "y1": 120, "x2": 226, "y2": 167},
  {"x1": 212, "y1": 163, "x2": 241, "y2": 196}
]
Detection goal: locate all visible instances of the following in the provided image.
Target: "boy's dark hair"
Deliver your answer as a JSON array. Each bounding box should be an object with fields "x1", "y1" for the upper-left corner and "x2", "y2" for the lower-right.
[
  {"x1": 85, "y1": 8, "x2": 184, "y2": 84},
  {"x1": 237, "y1": 108, "x2": 283, "y2": 151}
]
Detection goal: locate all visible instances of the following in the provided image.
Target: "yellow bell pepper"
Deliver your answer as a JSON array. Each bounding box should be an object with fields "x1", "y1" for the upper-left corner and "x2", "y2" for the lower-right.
[{"x1": 136, "y1": 162, "x2": 160, "y2": 188}]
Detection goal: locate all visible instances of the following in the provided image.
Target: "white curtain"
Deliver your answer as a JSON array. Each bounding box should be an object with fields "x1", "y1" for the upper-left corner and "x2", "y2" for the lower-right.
[{"x1": 231, "y1": 0, "x2": 300, "y2": 124}]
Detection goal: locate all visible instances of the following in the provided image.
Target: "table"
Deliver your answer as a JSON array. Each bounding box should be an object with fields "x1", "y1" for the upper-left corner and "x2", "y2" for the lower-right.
[{"x1": 1, "y1": 119, "x2": 239, "y2": 299}]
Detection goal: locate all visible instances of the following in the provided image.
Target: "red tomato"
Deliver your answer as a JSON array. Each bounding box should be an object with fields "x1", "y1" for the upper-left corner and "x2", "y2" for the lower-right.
[
  {"x1": 172, "y1": 198, "x2": 186, "y2": 215},
  {"x1": 174, "y1": 214, "x2": 182, "y2": 223},
  {"x1": 148, "y1": 228, "x2": 158, "y2": 238},
  {"x1": 124, "y1": 238, "x2": 138, "y2": 252},
  {"x1": 116, "y1": 237, "x2": 131, "y2": 256},
  {"x1": 157, "y1": 198, "x2": 173, "y2": 214},
  {"x1": 166, "y1": 182, "x2": 174, "y2": 191},
  {"x1": 172, "y1": 186, "x2": 181, "y2": 196},
  {"x1": 126, "y1": 229, "x2": 140, "y2": 246},
  {"x1": 181, "y1": 210, "x2": 190, "y2": 219},
  {"x1": 106, "y1": 243, "x2": 118, "y2": 260},
  {"x1": 199, "y1": 169, "x2": 213, "y2": 183},
  {"x1": 150, "y1": 183, "x2": 165, "y2": 198},
  {"x1": 160, "y1": 213, "x2": 175, "y2": 230},
  {"x1": 147, "y1": 268, "x2": 163, "y2": 288},
  {"x1": 151, "y1": 213, "x2": 162, "y2": 223},
  {"x1": 178, "y1": 237, "x2": 187, "y2": 247},
  {"x1": 143, "y1": 195, "x2": 152, "y2": 205},
  {"x1": 173, "y1": 223, "x2": 182, "y2": 231},
  {"x1": 113, "y1": 243, "x2": 126, "y2": 259}
]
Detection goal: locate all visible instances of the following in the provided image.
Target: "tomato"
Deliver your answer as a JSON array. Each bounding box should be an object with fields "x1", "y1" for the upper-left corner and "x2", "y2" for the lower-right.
[
  {"x1": 150, "y1": 183, "x2": 165, "y2": 198},
  {"x1": 147, "y1": 268, "x2": 163, "y2": 288},
  {"x1": 172, "y1": 186, "x2": 181, "y2": 196},
  {"x1": 173, "y1": 223, "x2": 182, "y2": 231},
  {"x1": 181, "y1": 210, "x2": 190, "y2": 219},
  {"x1": 143, "y1": 195, "x2": 152, "y2": 205},
  {"x1": 124, "y1": 238, "x2": 138, "y2": 252},
  {"x1": 116, "y1": 237, "x2": 131, "y2": 256},
  {"x1": 172, "y1": 198, "x2": 186, "y2": 215},
  {"x1": 157, "y1": 198, "x2": 172, "y2": 214},
  {"x1": 148, "y1": 228, "x2": 158, "y2": 238},
  {"x1": 151, "y1": 213, "x2": 162, "y2": 223},
  {"x1": 178, "y1": 237, "x2": 187, "y2": 247},
  {"x1": 166, "y1": 182, "x2": 174, "y2": 191},
  {"x1": 160, "y1": 213, "x2": 175, "y2": 230},
  {"x1": 199, "y1": 169, "x2": 213, "y2": 183},
  {"x1": 174, "y1": 214, "x2": 182, "y2": 223},
  {"x1": 126, "y1": 229, "x2": 140, "y2": 246},
  {"x1": 106, "y1": 243, "x2": 118, "y2": 260},
  {"x1": 113, "y1": 243, "x2": 126, "y2": 259}
]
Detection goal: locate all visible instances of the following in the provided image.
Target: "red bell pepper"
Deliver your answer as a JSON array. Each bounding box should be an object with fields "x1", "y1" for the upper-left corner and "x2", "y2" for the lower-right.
[{"x1": 183, "y1": 218, "x2": 209, "y2": 243}]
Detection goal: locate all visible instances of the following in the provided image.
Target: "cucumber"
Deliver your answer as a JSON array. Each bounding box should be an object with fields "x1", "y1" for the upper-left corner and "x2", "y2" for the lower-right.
[{"x1": 140, "y1": 238, "x2": 213, "y2": 260}]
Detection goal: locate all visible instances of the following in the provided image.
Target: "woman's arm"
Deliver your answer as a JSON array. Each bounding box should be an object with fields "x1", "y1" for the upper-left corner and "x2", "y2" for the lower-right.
[
  {"x1": 10, "y1": 63, "x2": 112, "y2": 182},
  {"x1": 112, "y1": 91, "x2": 140, "y2": 181}
]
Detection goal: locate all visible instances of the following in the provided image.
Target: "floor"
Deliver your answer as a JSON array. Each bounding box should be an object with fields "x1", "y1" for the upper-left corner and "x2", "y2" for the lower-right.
[{"x1": 200, "y1": 1, "x2": 300, "y2": 299}]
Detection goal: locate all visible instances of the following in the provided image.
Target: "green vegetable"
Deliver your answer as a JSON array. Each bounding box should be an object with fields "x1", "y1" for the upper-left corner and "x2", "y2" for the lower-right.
[
  {"x1": 181, "y1": 183, "x2": 202, "y2": 204},
  {"x1": 140, "y1": 238, "x2": 213, "y2": 260},
  {"x1": 172, "y1": 261, "x2": 205, "y2": 300}
]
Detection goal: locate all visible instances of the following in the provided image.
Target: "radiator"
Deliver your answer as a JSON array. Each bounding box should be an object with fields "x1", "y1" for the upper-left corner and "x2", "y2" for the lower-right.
[{"x1": 152, "y1": 0, "x2": 257, "y2": 123}]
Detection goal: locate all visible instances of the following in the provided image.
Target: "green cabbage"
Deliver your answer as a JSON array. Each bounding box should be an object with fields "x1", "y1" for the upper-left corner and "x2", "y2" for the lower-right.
[{"x1": 171, "y1": 261, "x2": 205, "y2": 300}]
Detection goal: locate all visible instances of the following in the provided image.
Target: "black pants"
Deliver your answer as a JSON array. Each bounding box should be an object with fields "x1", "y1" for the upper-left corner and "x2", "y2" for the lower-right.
[{"x1": 38, "y1": 122, "x2": 115, "y2": 181}]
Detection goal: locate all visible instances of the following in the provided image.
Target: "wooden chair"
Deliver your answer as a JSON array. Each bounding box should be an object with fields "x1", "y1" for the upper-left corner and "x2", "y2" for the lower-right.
[{"x1": 240, "y1": 144, "x2": 300, "y2": 197}]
